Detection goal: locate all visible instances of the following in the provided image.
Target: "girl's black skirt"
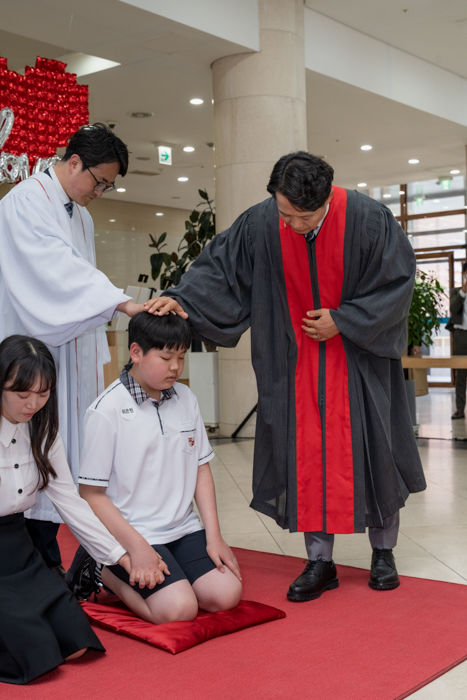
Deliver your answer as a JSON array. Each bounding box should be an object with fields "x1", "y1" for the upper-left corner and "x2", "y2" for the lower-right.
[{"x1": 0, "y1": 513, "x2": 104, "y2": 685}]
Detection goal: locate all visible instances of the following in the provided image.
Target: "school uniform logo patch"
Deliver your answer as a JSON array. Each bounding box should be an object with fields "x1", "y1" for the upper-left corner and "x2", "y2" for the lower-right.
[{"x1": 180, "y1": 422, "x2": 196, "y2": 453}]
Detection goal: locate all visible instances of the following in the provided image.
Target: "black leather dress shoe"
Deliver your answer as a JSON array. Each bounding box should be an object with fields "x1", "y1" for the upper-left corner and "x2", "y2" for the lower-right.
[
  {"x1": 451, "y1": 410, "x2": 465, "y2": 420},
  {"x1": 287, "y1": 558, "x2": 339, "y2": 601},
  {"x1": 369, "y1": 548, "x2": 400, "y2": 590}
]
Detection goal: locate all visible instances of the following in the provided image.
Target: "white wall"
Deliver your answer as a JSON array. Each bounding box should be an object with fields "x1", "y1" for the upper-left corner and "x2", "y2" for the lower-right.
[
  {"x1": 119, "y1": 0, "x2": 260, "y2": 51},
  {"x1": 305, "y1": 8, "x2": 467, "y2": 128}
]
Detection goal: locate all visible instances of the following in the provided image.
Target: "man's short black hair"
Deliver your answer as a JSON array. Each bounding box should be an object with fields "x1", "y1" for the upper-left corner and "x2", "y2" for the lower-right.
[
  {"x1": 62, "y1": 122, "x2": 129, "y2": 176},
  {"x1": 128, "y1": 312, "x2": 192, "y2": 354},
  {"x1": 462, "y1": 262, "x2": 467, "y2": 274},
  {"x1": 267, "y1": 152, "x2": 334, "y2": 211}
]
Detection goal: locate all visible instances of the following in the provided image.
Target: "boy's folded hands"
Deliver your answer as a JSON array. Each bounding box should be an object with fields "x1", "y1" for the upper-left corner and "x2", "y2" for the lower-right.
[{"x1": 129, "y1": 544, "x2": 171, "y2": 589}]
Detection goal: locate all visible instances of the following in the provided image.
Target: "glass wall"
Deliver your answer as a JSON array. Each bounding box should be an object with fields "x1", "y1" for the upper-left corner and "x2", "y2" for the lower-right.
[{"x1": 367, "y1": 175, "x2": 466, "y2": 385}]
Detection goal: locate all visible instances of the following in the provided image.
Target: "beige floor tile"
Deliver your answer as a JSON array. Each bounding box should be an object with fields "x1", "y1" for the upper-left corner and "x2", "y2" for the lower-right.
[
  {"x1": 394, "y1": 556, "x2": 467, "y2": 584},
  {"x1": 271, "y1": 531, "x2": 308, "y2": 558},
  {"x1": 256, "y1": 511, "x2": 290, "y2": 534},
  {"x1": 410, "y1": 660, "x2": 467, "y2": 699},
  {"x1": 215, "y1": 490, "x2": 251, "y2": 511},
  {"x1": 400, "y1": 501, "x2": 467, "y2": 527},
  {"x1": 400, "y1": 524, "x2": 467, "y2": 560},
  {"x1": 219, "y1": 508, "x2": 269, "y2": 535}
]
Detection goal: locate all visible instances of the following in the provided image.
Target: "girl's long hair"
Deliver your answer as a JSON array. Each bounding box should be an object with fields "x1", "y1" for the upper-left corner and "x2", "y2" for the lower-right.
[{"x1": 0, "y1": 335, "x2": 58, "y2": 490}]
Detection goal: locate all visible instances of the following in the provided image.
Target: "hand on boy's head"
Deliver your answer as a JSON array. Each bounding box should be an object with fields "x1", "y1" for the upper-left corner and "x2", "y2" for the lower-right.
[
  {"x1": 144, "y1": 297, "x2": 188, "y2": 319},
  {"x1": 206, "y1": 537, "x2": 242, "y2": 582}
]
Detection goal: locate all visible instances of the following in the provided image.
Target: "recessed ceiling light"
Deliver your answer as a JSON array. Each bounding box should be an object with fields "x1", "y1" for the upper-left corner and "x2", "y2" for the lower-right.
[
  {"x1": 357, "y1": 182, "x2": 367, "y2": 187},
  {"x1": 156, "y1": 212, "x2": 164, "y2": 216},
  {"x1": 450, "y1": 169, "x2": 460, "y2": 174},
  {"x1": 109, "y1": 219, "x2": 116, "y2": 222},
  {"x1": 361, "y1": 145, "x2": 372, "y2": 151},
  {"x1": 130, "y1": 112, "x2": 153, "y2": 118},
  {"x1": 116, "y1": 188, "x2": 126, "y2": 192},
  {"x1": 190, "y1": 98, "x2": 203, "y2": 105},
  {"x1": 408, "y1": 159, "x2": 419, "y2": 164},
  {"x1": 399, "y1": 190, "x2": 405, "y2": 195},
  {"x1": 183, "y1": 146, "x2": 195, "y2": 152},
  {"x1": 178, "y1": 177, "x2": 188, "y2": 182},
  {"x1": 383, "y1": 194, "x2": 391, "y2": 198},
  {"x1": 434, "y1": 199, "x2": 440, "y2": 203}
]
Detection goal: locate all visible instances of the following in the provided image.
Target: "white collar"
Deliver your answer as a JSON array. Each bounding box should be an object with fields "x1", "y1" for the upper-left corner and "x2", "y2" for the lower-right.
[
  {"x1": 49, "y1": 166, "x2": 73, "y2": 206},
  {"x1": 312, "y1": 203, "x2": 330, "y2": 235},
  {"x1": 0, "y1": 417, "x2": 30, "y2": 447}
]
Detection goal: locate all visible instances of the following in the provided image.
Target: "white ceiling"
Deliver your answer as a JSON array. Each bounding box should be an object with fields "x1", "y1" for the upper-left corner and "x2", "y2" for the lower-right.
[
  {"x1": 307, "y1": 71, "x2": 467, "y2": 190},
  {"x1": 305, "y1": 0, "x2": 467, "y2": 79},
  {"x1": 1, "y1": 0, "x2": 467, "y2": 209}
]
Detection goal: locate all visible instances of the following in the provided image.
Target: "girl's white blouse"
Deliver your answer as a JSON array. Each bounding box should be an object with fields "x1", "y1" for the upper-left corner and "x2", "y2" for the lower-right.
[{"x1": 0, "y1": 417, "x2": 125, "y2": 566}]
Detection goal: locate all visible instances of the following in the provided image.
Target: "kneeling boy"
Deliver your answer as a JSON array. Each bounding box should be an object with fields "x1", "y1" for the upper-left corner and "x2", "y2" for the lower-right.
[{"x1": 75, "y1": 312, "x2": 242, "y2": 624}]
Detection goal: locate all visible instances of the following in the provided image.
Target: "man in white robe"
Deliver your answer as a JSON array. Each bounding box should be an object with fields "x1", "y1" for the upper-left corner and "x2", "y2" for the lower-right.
[{"x1": 0, "y1": 123, "x2": 145, "y2": 570}]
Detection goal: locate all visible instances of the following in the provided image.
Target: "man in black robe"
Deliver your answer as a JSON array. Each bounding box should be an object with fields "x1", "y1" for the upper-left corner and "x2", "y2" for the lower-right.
[{"x1": 147, "y1": 152, "x2": 426, "y2": 601}]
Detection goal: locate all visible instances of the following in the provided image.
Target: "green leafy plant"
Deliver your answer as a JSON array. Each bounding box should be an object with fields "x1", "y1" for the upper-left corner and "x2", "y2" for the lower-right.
[
  {"x1": 408, "y1": 269, "x2": 446, "y2": 347},
  {"x1": 149, "y1": 189, "x2": 215, "y2": 289}
]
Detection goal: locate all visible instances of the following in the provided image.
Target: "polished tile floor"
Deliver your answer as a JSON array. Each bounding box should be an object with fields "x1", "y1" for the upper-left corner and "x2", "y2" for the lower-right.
[{"x1": 210, "y1": 388, "x2": 467, "y2": 699}]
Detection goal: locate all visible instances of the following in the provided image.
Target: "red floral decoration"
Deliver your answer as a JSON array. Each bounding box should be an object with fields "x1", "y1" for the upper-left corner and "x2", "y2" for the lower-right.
[{"x1": 0, "y1": 56, "x2": 89, "y2": 168}]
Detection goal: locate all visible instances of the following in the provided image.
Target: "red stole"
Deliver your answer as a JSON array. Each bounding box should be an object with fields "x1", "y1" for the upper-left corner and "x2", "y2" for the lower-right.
[{"x1": 279, "y1": 187, "x2": 354, "y2": 533}]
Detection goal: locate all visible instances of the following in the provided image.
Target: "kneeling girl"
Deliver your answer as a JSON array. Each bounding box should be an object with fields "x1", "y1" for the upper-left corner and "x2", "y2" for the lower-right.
[{"x1": 0, "y1": 335, "x2": 131, "y2": 685}]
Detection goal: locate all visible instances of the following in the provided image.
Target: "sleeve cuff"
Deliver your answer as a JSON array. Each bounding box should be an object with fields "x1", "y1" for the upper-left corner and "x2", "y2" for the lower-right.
[
  {"x1": 102, "y1": 544, "x2": 126, "y2": 566},
  {"x1": 460, "y1": 290, "x2": 466, "y2": 298},
  {"x1": 198, "y1": 450, "x2": 214, "y2": 466}
]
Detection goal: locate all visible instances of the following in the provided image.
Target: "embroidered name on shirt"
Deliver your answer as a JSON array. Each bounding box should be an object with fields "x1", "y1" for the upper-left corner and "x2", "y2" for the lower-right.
[{"x1": 121, "y1": 405, "x2": 137, "y2": 420}]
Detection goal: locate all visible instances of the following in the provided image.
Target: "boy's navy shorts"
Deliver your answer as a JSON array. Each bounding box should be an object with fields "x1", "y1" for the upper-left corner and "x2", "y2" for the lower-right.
[{"x1": 107, "y1": 529, "x2": 217, "y2": 599}]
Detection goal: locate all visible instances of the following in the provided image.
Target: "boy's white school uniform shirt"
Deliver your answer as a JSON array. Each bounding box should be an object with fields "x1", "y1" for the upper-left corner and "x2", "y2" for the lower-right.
[
  {"x1": 78, "y1": 366, "x2": 215, "y2": 545},
  {"x1": 0, "y1": 167, "x2": 130, "y2": 523}
]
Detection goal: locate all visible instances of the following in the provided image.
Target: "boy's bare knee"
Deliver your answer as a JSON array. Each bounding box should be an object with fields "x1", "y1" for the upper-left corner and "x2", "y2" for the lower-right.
[
  {"x1": 149, "y1": 597, "x2": 199, "y2": 624},
  {"x1": 201, "y1": 579, "x2": 242, "y2": 613}
]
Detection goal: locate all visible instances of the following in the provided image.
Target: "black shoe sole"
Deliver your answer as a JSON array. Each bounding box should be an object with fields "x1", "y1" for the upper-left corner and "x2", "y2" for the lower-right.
[
  {"x1": 287, "y1": 578, "x2": 339, "y2": 602},
  {"x1": 368, "y1": 579, "x2": 400, "y2": 591}
]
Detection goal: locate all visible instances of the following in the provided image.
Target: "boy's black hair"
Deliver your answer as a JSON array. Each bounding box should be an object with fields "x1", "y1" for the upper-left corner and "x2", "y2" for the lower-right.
[
  {"x1": 62, "y1": 122, "x2": 129, "y2": 176},
  {"x1": 128, "y1": 312, "x2": 192, "y2": 353},
  {"x1": 267, "y1": 151, "x2": 334, "y2": 211},
  {"x1": 462, "y1": 262, "x2": 467, "y2": 274}
]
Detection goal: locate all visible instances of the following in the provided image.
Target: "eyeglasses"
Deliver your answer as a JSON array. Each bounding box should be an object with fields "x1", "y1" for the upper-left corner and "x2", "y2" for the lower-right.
[{"x1": 84, "y1": 164, "x2": 116, "y2": 193}]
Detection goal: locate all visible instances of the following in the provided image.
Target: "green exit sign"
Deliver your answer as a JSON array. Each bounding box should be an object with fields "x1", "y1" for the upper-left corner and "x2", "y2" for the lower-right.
[
  {"x1": 440, "y1": 179, "x2": 451, "y2": 190},
  {"x1": 158, "y1": 146, "x2": 172, "y2": 165}
]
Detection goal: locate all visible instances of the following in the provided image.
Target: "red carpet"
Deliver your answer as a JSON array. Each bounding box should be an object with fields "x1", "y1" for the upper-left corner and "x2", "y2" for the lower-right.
[{"x1": 3, "y1": 525, "x2": 467, "y2": 699}]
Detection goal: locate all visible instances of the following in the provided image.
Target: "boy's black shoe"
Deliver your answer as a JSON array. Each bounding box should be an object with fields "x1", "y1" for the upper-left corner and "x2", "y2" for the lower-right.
[
  {"x1": 287, "y1": 558, "x2": 339, "y2": 601},
  {"x1": 65, "y1": 545, "x2": 100, "y2": 600},
  {"x1": 368, "y1": 548, "x2": 400, "y2": 590}
]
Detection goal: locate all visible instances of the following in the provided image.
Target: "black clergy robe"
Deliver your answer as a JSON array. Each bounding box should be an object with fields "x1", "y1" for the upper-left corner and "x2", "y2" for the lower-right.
[{"x1": 163, "y1": 187, "x2": 426, "y2": 534}]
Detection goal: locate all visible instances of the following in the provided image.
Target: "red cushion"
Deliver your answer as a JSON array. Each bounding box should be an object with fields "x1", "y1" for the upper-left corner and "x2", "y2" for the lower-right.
[{"x1": 81, "y1": 599, "x2": 286, "y2": 654}]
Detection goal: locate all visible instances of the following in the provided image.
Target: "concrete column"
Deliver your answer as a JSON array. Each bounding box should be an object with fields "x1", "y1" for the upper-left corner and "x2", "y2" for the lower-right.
[{"x1": 212, "y1": 0, "x2": 307, "y2": 436}]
